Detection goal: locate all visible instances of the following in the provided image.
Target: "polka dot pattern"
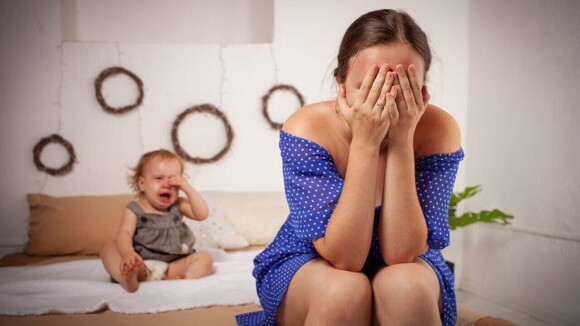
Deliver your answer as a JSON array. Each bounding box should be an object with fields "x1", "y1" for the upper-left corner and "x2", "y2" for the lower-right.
[{"x1": 236, "y1": 130, "x2": 464, "y2": 326}]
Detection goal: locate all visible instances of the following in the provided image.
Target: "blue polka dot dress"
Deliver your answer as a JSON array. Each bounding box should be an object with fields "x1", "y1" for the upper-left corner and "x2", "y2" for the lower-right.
[{"x1": 236, "y1": 130, "x2": 464, "y2": 326}]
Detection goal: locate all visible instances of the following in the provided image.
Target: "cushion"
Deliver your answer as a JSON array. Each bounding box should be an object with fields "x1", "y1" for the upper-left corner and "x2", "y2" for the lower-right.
[
  {"x1": 26, "y1": 193, "x2": 134, "y2": 256},
  {"x1": 184, "y1": 193, "x2": 249, "y2": 250},
  {"x1": 25, "y1": 192, "x2": 250, "y2": 256},
  {"x1": 206, "y1": 191, "x2": 288, "y2": 245}
]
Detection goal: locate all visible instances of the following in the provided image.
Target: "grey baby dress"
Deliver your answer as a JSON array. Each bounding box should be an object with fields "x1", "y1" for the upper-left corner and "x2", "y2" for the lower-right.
[{"x1": 128, "y1": 201, "x2": 196, "y2": 262}]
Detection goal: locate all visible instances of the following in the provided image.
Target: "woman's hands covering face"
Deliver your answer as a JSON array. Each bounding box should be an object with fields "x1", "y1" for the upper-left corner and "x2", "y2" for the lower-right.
[
  {"x1": 387, "y1": 64, "x2": 430, "y2": 145},
  {"x1": 337, "y1": 64, "x2": 396, "y2": 149}
]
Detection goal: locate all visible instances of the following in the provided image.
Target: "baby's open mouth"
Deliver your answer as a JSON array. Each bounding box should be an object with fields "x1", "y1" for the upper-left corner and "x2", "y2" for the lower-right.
[{"x1": 159, "y1": 193, "x2": 171, "y2": 202}]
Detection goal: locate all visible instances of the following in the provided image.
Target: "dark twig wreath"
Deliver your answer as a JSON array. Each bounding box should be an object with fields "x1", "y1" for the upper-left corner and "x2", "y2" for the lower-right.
[
  {"x1": 95, "y1": 66, "x2": 144, "y2": 114},
  {"x1": 33, "y1": 134, "x2": 77, "y2": 176},
  {"x1": 171, "y1": 104, "x2": 234, "y2": 164},
  {"x1": 261, "y1": 84, "x2": 305, "y2": 130}
]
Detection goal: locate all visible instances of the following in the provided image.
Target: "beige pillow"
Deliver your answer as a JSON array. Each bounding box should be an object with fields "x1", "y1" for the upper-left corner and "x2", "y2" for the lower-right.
[
  {"x1": 206, "y1": 191, "x2": 288, "y2": 245},
  {"x1": 184, "y1": 192, "x2": 249, "y2": 250},
  {"x1": 26, "y1": 193, "x2": 135, "y2": 256}
]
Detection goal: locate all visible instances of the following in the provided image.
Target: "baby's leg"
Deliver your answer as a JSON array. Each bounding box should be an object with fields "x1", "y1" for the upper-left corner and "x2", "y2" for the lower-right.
[
  {"x1": 99, "y1": 240, "x2": 148, "y2": 292},
  {"x1": 166, "y1": 252, "x2": 213, "y2": 280}
]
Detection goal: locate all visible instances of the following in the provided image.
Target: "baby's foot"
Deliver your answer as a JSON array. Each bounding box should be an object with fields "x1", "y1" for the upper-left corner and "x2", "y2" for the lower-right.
[{"x1": 120, "y1": 263, "x2": 142, "y2": 292}]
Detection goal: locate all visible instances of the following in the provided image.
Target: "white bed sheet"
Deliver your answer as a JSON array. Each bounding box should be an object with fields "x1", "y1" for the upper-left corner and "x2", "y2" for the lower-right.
[{"x1": 0, "y1": 247, "x2": 261, "y2": 316}]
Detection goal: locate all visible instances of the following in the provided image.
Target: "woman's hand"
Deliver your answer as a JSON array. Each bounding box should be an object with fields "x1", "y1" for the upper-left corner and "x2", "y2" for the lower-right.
[
  {"x1": 337, "y1": 64, "x2": 394, "y2": 149},
  {"x1": 387, "y1": 64, "x2": 430, "y2": 146}
]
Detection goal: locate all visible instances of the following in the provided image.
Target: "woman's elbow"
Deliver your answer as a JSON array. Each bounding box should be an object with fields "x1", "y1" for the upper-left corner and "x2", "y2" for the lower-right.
[
  {"x1": 383, "y1": 244, "x2": 429, "y2": 266},
  {"x1": 383, "y1": 253, "x2": 414, "y2": 266},
  {"x1": 314, "y1": 239, "x2": 364, "y2": 272}
]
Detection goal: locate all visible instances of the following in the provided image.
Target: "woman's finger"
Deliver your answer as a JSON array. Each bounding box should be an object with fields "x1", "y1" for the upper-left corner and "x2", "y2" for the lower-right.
[
  {"x1": 373, "y1": 93, "x2": 386, "y2": 116},
  {"x1": 365, "y1": 64, "x2": 388, "y2": 106},
  {"x1": 355, "y1": 64, "x2": 379, "y2": 105},
  {"x1": 395, "y1": 64, "x2": 417, "y2": 111},
  {"x1": 393, "y1": 74, "x2": 406, "y2": 113},
  {"x1": 407, "y1": 64, "x2": 424, "y2": 109},
  {"x1": 378, "y1": 70, "x2": 394, "y2": 104},
  {"x1": 337, "y1": 85, "x2": 355, "y2": 126},
  {"x1": 380, "y1": 93, "x2": 390, "y2": 120},
  {"x1": 387, "y1": 87, "x2": 399, "y2": 121}
]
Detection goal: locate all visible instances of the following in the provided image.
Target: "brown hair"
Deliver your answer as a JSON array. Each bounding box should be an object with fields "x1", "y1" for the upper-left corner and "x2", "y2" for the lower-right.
[
  {"x1": 127, "y1": 149, "x2": 184, "y2": 193},
  {"x1": 334, "y1": 9, "x2": 432, "y2": 83}
]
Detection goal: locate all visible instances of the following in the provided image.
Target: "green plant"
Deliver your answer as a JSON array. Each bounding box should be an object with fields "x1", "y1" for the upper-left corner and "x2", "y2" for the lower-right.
[{"x1": 448, "y1": 185, "x2": 514, "y2": 230}]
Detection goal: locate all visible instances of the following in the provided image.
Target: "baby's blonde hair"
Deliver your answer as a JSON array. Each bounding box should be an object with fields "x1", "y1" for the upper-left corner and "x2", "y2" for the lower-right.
[{"x1": 127, "y1": 149, "x2": 184, "y2": 193}]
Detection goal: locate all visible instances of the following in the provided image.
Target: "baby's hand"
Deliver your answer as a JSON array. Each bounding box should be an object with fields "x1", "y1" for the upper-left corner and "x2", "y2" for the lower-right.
[
  {"x1": 168, "y1": 175, "x2": 191, "y2": 192},
  {"x1": 120, "y1": 252, "x2": 143, "y2": 275}
]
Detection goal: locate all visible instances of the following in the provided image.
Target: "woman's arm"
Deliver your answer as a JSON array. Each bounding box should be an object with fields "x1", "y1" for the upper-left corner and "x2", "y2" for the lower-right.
[
  {"x1": 304, "y1": 64, "x2": 392, "y2": 272},
  {"x1": 381, "y1": 141, "x2": 428, "y2": 265},
  {"x1": 312, "y1": 137, "x2": 380, "y2": 271},
  {"x1": 380, "y1": 64, "x2": 461, "y2": 265}
]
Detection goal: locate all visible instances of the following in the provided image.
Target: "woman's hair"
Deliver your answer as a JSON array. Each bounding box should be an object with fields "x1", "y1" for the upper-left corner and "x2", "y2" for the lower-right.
[
  {"x1": 334, "y1": 9, "x2": 431, "y2": 82},
  {"x1": 127, "y1": 149, "x2": 184, "y2": 193}
]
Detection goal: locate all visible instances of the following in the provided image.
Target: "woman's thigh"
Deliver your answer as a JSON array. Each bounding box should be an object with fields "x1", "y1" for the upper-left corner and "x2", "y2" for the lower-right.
[{"x1": 277, "y1": 258, "x2": 372, "y2": 326}]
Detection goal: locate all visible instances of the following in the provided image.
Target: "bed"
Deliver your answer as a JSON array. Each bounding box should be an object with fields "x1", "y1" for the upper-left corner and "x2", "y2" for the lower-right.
[{"x1": 0, "y1": 191, "x2": 507, "y2": 326}]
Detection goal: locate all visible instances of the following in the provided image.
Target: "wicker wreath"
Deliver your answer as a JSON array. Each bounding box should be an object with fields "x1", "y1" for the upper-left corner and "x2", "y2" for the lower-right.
[
  {"x1": 261, "y1": 84, "x2": 305, "y2": 130},
  {"x1": 171, "y1": 104, "x2": 234, "y2": 164},
  {"x1": 33, "y1": 134, "x2": 77, "y2": 176},
  {"x1": 95, "y1": 66, "x2": 144, "y2": 114}
]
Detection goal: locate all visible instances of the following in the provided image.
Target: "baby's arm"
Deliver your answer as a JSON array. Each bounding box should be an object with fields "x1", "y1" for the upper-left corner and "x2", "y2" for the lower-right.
[
  {"x1": 117, "y1": 208, "x2": 143, "y2": 275},
  {"x1": 168, "y1": 175, "x2": 209, "y2": 221}
]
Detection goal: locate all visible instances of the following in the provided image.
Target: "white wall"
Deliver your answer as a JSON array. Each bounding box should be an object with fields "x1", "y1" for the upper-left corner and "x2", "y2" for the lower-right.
[
  {"x1": 0, "y1": 0, "x2": 469, "y2": 263},
  {"x1": 61, "y1": 0, "x2": 273, "y2": 43},
  {"x1": 464, "y1": 0, "x2": 580, "y2": 324},
  {"x1": 0, "y1": 0, "x2": 63, "y2": 255}
]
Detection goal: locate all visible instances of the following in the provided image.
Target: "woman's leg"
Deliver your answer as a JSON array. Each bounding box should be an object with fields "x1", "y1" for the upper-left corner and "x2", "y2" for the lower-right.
[
  {"x1": 166, "y1": 251, "x2": 213, "y2": 280},
  {"x1": 371, "y1": 257, "x2": 442, "y2": 326},
  {"x1": 99, "y1": 240, "x2": 147, "y2": 292},
  {"x1": 277, "y1": 258, "x2": 372, "y2": 326}
]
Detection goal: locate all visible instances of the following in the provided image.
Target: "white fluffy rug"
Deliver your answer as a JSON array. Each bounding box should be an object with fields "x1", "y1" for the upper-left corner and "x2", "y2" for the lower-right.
[{"x1": 0, "y1": 247, "x2": 260, "y2": 316}]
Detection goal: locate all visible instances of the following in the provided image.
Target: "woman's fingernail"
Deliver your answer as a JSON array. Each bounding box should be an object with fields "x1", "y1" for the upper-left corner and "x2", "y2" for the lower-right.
[{"x1": 386, "y1": 71, "x2": 392, "y2": 79}]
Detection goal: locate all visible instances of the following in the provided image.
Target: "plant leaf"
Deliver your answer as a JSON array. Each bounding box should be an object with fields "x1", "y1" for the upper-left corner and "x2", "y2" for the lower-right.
[
  {"x1": 449, "y1": 208, "x2": 514, "y2": 230},
  {"x1": 449, "y1": 185, "x2": 482, "y2": 208}
]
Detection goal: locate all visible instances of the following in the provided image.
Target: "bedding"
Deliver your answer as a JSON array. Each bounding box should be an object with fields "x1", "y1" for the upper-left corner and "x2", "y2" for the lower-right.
[
  {"x1": 0, "y1": 247, "x2": 260, "y2": 316},
  {"x1": 0, "y1": 191, "x2": 505, "y2": 325}
]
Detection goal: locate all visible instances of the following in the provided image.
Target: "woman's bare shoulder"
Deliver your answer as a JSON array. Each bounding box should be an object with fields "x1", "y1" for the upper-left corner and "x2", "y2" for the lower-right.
[
  {"x1": 282, "y1": 101, "x2": 335, "y2": 141},
  {"x1": 414, "y1": 104, "x2": 462, "y2": 157}
]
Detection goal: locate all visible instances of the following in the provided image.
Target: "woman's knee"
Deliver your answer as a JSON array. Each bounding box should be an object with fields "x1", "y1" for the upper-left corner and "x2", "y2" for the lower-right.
[
  {"x1": 317, "y1": 270, "x2": 372, "y2": 316},
  {"x1": 372, "y1": 263, "x2": 439, "y2": 309}
]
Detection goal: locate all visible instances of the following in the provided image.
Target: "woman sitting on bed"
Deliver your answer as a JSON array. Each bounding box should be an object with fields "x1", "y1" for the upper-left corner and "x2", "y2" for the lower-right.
[
  {"x1": 237, "y1": 9, "x2": 463, "y2": 326},
  {"x1": 100, "y1": 149, "x2": 213, "y2": 292}
]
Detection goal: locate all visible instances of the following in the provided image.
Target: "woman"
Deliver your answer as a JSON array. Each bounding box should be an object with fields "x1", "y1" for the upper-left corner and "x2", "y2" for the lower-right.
[{"x1": 238, "y1": 9, "x2": 462, "y2": 326}]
